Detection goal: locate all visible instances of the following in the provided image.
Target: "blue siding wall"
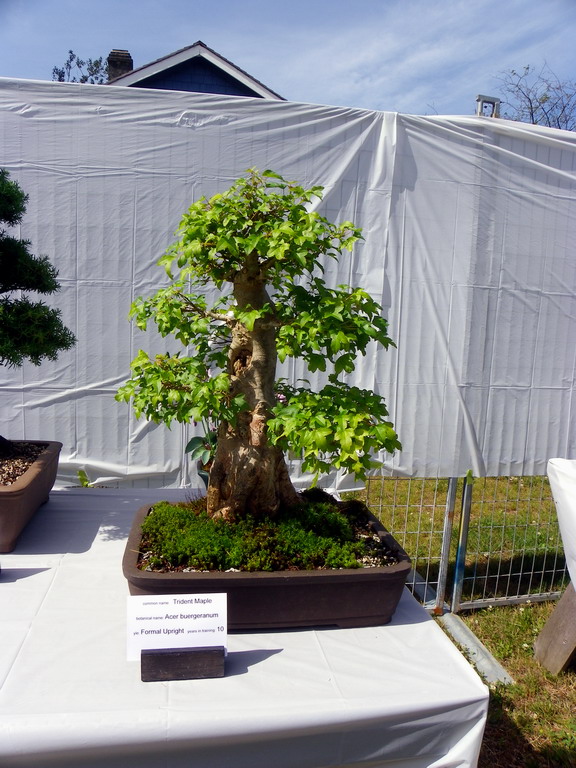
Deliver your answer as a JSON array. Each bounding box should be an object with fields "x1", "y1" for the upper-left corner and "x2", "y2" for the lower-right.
[{"x1": 134, "y1": 58, "x2": 262, "y2": 97}]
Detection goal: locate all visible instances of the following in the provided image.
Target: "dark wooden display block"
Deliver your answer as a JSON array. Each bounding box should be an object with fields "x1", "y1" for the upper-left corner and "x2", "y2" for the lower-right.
[
  {"x1": 534, "y1": 582, "x2": 576, "y2": 675},
  {"x1": 141, "y1": 646, "x2": 225, "y2": 682}
]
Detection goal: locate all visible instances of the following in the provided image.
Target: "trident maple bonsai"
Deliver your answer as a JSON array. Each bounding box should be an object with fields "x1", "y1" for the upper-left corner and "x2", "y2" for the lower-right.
[{"x1": 117, "y1": 170, "x2": 400, "y2": 520}]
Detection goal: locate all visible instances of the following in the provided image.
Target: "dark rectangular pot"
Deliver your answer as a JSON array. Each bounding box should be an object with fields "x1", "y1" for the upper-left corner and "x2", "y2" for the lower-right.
[
  {"x1": 123, "y1": 503, "x2": 412, "y2": 630},
  {"x1": 0, "y1": 440, "x2": 62, "y2": 553}
]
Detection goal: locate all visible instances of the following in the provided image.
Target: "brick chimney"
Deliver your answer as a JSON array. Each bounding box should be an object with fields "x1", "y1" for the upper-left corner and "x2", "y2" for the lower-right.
[{"x1": 107, "y1": 50, "x2": 133, "y2": 81}]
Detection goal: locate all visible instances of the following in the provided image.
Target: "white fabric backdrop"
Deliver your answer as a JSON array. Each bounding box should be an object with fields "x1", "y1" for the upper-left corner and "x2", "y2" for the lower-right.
[{"x1": 1, "y1": 77, "x2": 575, "y2": 487}]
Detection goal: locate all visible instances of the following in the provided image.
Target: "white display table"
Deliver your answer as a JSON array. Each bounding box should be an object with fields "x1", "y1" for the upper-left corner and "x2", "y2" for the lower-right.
[{"x1": 0, "y1": 489, "x2": 488, "y2": 768}]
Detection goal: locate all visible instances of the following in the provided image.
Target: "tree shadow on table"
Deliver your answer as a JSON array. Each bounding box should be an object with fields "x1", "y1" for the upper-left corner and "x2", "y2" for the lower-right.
[
  {"x1": 225, "y1": 648, "x2": 283, "y2": 676},
  {"x1": 8, "y1": 489, "x2": 190, "y2": 555},
  {"x1": 9, "y1": 500, "x2": 113, "y2": 555},
  {"x1": 0, "y1": 566, "x2": 51, "y2": 582}
]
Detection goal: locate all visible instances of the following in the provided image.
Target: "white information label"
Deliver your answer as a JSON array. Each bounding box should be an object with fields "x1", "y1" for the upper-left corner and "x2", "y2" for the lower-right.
[{"x1": 127, "y1": 593, "x2": 227, "y2": 661}]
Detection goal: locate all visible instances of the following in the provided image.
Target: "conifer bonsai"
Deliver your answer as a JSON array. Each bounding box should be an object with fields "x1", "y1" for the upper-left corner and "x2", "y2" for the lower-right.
[
  {"x1": 118, "y1": 170, "x2": 400, "y2": 521},
  {"x1": 0, "y1": 169, "x2": 76, "y2": 457}
]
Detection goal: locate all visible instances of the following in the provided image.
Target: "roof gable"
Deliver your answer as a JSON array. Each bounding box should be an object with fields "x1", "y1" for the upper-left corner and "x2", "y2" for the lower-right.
[{"x1": 108, "y1": 41, "x2": 284, "y2": 100}]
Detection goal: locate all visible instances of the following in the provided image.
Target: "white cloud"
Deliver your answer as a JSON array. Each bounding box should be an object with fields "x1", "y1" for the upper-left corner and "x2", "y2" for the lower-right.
[{"x1": 0, "y1": 0, "x2": 575, "y2": 116}]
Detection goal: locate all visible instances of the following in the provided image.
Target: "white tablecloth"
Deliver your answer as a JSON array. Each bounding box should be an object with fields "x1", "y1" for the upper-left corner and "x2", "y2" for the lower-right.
[
  {"x1": 547, "y1": 459, "x2": 576, "y2": 585},
  {"x1": 0, "y1": 489, "x2": 488, "y2": 768}
]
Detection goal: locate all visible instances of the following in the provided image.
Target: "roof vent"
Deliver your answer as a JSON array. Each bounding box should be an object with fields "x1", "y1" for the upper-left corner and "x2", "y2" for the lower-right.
[
  {"x1": 476, "y1": 95, "x2": 501, "y2": 118},
  {"x1": 107, "y1": 50, "x2": 134, "y2": 81}
]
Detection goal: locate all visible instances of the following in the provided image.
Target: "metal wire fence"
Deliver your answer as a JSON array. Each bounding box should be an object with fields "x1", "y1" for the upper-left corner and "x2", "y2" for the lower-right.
[{"x1": 362, "y1": 474, "x2": 569, "y2": 613}]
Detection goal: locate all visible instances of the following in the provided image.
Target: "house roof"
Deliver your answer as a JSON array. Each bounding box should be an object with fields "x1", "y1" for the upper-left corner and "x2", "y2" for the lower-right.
[{"x1": 107, "y1": 40, "x2": 285, "y2": 100}]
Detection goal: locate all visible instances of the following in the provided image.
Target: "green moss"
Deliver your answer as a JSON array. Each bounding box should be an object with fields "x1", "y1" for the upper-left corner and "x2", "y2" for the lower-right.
[{"x1": 139, "y1": 499, "x2": 368, "y2": 572}]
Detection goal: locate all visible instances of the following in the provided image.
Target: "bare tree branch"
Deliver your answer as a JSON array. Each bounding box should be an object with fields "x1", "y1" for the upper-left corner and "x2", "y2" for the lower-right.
[
  {"x1": 496, "y1": 64, "x2": 576, "y2": 132},
  {"x1": 52, "y1": 50, "x2": 108, "y2": 84}
]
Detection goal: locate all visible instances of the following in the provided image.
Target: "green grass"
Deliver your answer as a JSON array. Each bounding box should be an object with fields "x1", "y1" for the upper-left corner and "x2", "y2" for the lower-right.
[{"x1": 459, "y1": 601, "x2": 576, "y2": 768}]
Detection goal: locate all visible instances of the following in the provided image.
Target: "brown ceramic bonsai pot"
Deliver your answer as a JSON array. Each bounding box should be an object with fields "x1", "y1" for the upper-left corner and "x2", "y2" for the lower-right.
[
  {"x1": 123, "y1": 502, "x2": 411, "y2": 630},
  {"x1": 0, "y1": 440, "x2": 62, "y2": 553}
]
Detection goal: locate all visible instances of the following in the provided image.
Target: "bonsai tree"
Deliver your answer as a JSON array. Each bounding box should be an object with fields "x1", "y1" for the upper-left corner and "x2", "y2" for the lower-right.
[
  {"x1": 117, "y1": 170, "x2": 400, "y2": 520},
  {"x1": 0, "y1": 169, "x2": 76, "y2": 454}
]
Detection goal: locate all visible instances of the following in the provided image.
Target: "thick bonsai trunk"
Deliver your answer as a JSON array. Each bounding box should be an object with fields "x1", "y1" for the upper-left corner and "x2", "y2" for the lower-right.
[
  {"x1": 206, "y1": 262, "x2": 301, "y2": 520},
  {"x1": 207, "y1": 426, "x2": 301, "y2": 521}
]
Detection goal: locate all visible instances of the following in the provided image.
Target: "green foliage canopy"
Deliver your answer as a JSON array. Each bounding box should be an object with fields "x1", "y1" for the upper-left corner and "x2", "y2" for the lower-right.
[
  {"x1": 117, "y1": 170, "x2": 400, "y2": 482},
  {"x1": 0, "y1": 169, "x2": 76, "y2": 368}
]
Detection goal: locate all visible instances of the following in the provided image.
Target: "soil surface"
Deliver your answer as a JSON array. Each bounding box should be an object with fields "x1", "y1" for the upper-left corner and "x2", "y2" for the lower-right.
[{"x1": 0, "y1": 442, "x2": 46, "y2": 485}]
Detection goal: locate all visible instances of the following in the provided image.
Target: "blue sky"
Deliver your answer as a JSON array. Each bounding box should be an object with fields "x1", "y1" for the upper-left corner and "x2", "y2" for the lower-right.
[{"x1": 0, "y1": 0, "x2": 574, "y2": 116}]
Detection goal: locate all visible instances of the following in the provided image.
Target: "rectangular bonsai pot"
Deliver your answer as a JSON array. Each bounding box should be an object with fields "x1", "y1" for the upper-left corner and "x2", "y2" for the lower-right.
[
  {"x1": 0, "y1": 440, "x2": 62, "y2": 553},
  {"x1": 123, "y1": 503, "x2": 412, "y2": 630}
]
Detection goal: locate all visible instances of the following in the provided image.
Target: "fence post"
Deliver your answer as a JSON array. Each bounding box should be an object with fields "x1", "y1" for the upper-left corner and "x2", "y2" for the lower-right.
[
  {"x1": 451, "y1": 472, "x2": 474, "y2": 613},
  {"x1": 432, "y1": 477, "x2": 459, "y2": 615}
]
